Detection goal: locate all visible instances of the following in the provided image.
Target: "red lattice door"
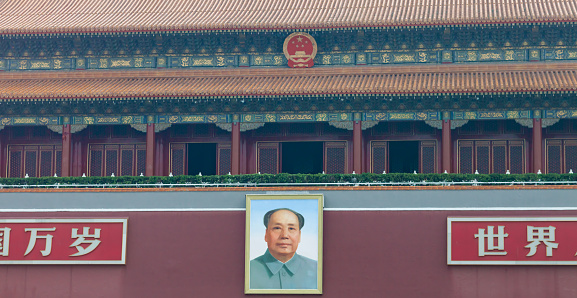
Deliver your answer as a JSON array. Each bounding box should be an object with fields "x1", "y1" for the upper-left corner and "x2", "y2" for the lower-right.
[
  {"x1": 547, "y1": 140, "x2": 563, "y2": 174},
  {"x1": 170, "y1": 143, "x2": 187, "y2": 176},
  {"x1": 7, "y1": 145, "x2": 61, "y2": 178},
  {"x1": 324, "y1": 141, "x2": 347, "y2": 174},
  {"x1": 371, "y1": 141, "x2": 388, "y2": 174},
  {"x1": 420, "y1": 141, "x2": 437, "y2": 174},
  {"x1": 218, "y1": 144, "x2": 232, "y2": 175},
  {"x1": 89, "y1": 144, "x2": 145, "y2": 176},
  {"x1": 458, "y1": 141, "x2": 474, "y2": 174},
  {"x1": 565, "y1": 140, "x2": 577, "y2": 174},
  {"x1": 509, "y1": 141, "x2": 525, "y2": 174},
  {"x1": 257, "y1": 142, "x2": 279, "y2": 174}
]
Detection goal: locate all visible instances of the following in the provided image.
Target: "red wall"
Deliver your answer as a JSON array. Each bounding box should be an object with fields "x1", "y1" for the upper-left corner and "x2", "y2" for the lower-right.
[{"x1": 1, "y1": 210, "x2": 576, "y2": 298}]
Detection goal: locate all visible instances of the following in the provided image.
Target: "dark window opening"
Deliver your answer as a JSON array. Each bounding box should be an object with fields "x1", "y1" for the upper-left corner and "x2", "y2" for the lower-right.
[
  {"x1": 281, "y1": 142, "x2": 323, "y2": 174},
  {"x1": 187, "y1": 143, "x2": 217, "y2": 176},
  {"x1": 389, "y1": 141, "x2": 419, "y2": 173}
]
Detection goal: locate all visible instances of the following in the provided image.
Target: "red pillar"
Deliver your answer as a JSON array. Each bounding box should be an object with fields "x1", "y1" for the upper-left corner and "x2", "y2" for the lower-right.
[
  {"x1": 231, "y1": 122, "x2": 241, "y2": 175},
  {"x1": 62, "y1": 124, "x2": 71, "y2": 177},
  {"x1": 146, "y1": 123, "x2": 155, "y2": 176},
  {"x1": 442, "y1": 120, "x2": 452, "y2": 173},
  {"x1": 0, "y1": 128, "x2": 6, "y2": 177},
  {"x1": 532, "y1": 118, "x2": 542, "y2": 173},
  {"x1": 353, "y1": 121, "x2": 362, "y2": 174}
]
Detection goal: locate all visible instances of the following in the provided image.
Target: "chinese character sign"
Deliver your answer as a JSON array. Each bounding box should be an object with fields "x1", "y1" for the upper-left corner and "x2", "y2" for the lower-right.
[
  {"x1": 0, "y1": 219, "x2": 127, "y2": 264},
  {"x1": 448, "y1": 217, "x2": 577, "y2": 265}
]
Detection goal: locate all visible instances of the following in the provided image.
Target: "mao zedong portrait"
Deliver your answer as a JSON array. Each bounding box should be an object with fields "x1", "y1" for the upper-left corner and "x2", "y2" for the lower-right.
[{"x1": 249, "y1": 208, "x2": 318, "y2": 289}]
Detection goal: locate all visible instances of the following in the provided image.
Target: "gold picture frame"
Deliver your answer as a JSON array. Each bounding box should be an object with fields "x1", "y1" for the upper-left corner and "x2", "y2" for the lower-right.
[{"x1": 245, "y1": 194, "x2": 323, "y2": 294}]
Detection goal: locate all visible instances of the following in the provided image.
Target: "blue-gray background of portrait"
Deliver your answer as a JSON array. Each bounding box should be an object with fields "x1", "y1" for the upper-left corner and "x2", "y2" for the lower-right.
[{"x1": 249, "y1": 198, "x2": 319, "y2": 260}]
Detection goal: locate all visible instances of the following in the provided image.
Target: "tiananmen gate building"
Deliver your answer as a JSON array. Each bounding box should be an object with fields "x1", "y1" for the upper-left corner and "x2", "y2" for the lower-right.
[{"x1": 1, "y1": 0, "x2": 577, "y2": 297}]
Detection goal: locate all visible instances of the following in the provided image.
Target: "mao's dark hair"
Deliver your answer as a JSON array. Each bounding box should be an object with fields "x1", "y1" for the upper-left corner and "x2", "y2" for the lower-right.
[{"x1": 263, "y1": 208, "x2": 305, "y2": 230}]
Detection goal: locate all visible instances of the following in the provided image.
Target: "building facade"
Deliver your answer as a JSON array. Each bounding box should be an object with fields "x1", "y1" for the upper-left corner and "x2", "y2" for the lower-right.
[{"x1": 1, "y1": 0, "x2": 577, "y2": 178}]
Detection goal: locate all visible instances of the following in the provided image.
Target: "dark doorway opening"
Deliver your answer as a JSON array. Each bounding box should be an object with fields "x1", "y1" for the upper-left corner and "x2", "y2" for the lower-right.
[
  {"x1": 187, "y1": 143, "x2": 217, "y2": 175},
  {"x1": 281, "y1": 142, "x2": 323, "y2": 174},
  {"x1": 389, "y1": 141, "x2": 419, "y2": 173}
]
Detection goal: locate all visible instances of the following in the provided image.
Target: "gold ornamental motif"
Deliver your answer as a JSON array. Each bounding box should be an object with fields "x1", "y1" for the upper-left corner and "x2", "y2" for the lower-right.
[
  {"x1": 54, "y1": 59, "x2": 62, "y2": 69},
  {"x1": 480, "y1": 53, "x2": 501, "y2": 60},
  {"x1": 14, "y1": 118, "x2": 36, "y2": 124},
  {"x1": 111, "y1": 59, "x2": 131, "y2": 67},
  {"x1": 507, "y1": 111, "x2": 520, "y2": 119},
  {"x1": 389, "y1": 113, "x2": 413, "y2": 120},
  {"x1": 121, "y1": 116, "x2": 133, "y2": 124},
  {"x1": 479, "y1": 112, "x2": 504, "y2": 118},
  {"x1": 557, "y1": 111, "x2": 568, "y2": 118},
  {"x1": 381, "y1": 53, "x2": 390, "y2": 63},
  {"x1": 416, "y1": 113, "x2": 427, "y2": 120},
  {"x1": 278, "y1": 114, "x2": 313, "y2": 121},
  {"x1": 31, "y1": 61, "x2": 50, "y2": 69}
]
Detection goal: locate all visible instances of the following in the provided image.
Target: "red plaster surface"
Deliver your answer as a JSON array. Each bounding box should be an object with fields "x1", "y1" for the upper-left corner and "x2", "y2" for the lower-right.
[{"x1": 1, "y1": 209, "x2": 577, "y2": 297}]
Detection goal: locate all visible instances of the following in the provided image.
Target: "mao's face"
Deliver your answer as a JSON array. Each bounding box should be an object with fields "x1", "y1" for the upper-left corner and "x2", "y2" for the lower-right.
[{"x1": 265, "y1": 210, "x2": 301, "y2": 262}]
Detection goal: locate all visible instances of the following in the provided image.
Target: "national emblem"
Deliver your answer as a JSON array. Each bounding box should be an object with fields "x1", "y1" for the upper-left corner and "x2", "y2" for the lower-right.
[{"x1": 283, "y1": 33, "x2": 317, "y2": 68}]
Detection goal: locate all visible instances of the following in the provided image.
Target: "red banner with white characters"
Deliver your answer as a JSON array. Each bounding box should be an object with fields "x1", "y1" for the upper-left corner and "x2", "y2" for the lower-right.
[
  {"x1": 448, "y1": 217, "x2": 577, "y2": 265},
  {"x1": 0, "y1": 219, "x2": 127, "y2": 264}
]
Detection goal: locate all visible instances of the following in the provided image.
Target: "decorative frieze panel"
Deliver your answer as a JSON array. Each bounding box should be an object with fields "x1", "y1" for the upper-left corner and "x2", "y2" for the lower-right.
[
  {"x1": 0, "y1": 111, "x2": 571, "y2": 129},
  {"x1": 6, "y1": 48, "x2": 577, "y2": 73},
  {"x1": 169, "y1": 56, "x2": 238, "y2": 68},
  {"x1": 156, "y1": 114, "x2": 228, "y2": 124},
  {"x1": 451, "y1": 120, "x2": 469, "y2": 129},
  {"x1": 424, "y1": 120, "x2": 442, "y2": 130},
  {"x1": 129, "y1": 124, "x2": 147, "y2": 133},
  {"x1": 452, "y1": 110, "x2": 531, "y2": 120},
  {"x1": 542, "y1": 119, "x2": 561, "y2": 128},
  {"x1": 545, "y1": 110, "x2": 577, "y2": 119},
  {"x1": 241, "y1": 113, "x2": 352, "y2": 123},
  {"x1": 251, "y1": 55, "x2": 286, "y2": 67},
  {"x1": 87, "y1": 57, "x2": 156, "y2": 69},
  {"x1": 514, "y1": 119, "x2": 533, "y2": 128},
  {"x1": 328, "y1": 121, "x2": 353, "y2": 130},
  {"x1": 71, "y1": 116, "x2": 146, "y2": 125},
  {"x1": 361, "y1": 121, "x2": 379, "y2": 130},
  {"x1": 316, "y1": 53, "x2": 357, "y2": 65},
  {"x1": 424, "y1": 119, "x2": 469, "y2": 130},
  {"x1": 240, "y1": 123, "x2": 265, "y2": 132},
  {"x1": 128, "y1": 123, "x2": 171, "y2": 133},
  {"x1": 365, "y1": 112, "x2": 440, "y2": 122},
  {"x1": 454, "y1": 50, "x2": 526, "y2": 62},
  {"x1": 5, "y1": 59, "x2": 75, "y2": 71},
  {"x1": 544, "y1": 49, "x2": 577, "y2": 61},
  {"x1": 0, "y1": 117, "x2": 60, "y2": 126},
  {"x1": 215, "y1": 122, "x2": 265, "y2": 132},
  {"x1": 46, "y1": 124, "x2": 87, "y2": 134},
  {"x1": 366, "y1": 52, "x2": 437, "y2": 64}
]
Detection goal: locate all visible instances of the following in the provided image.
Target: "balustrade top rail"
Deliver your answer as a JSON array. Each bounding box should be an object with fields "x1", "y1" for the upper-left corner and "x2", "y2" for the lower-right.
[{"x1": 1, "y1": 180, "x2": 577, "y2": 189}]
